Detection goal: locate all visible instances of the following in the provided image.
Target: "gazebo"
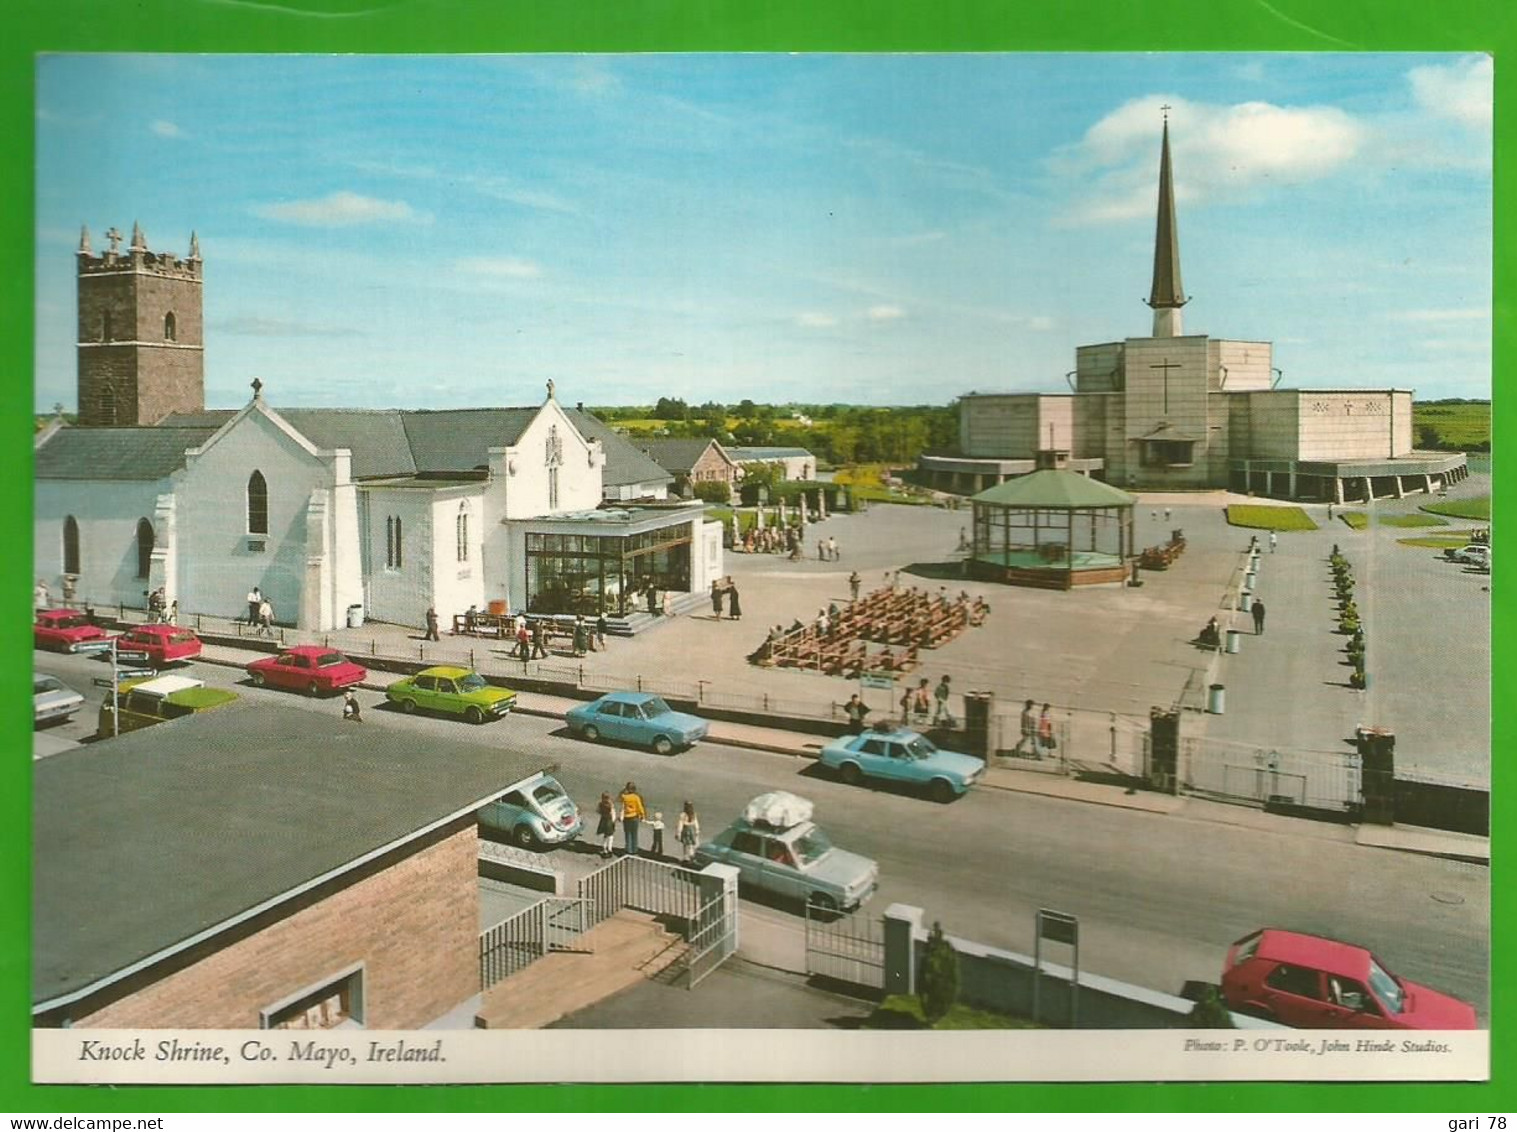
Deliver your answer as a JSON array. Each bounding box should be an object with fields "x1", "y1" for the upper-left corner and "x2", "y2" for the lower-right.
[{"x1": 967, "y1": 451, "x2": 1137, "y2": 589}]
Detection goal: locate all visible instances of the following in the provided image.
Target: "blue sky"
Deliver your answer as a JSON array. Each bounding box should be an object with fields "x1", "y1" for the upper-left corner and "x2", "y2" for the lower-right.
[{"x1": 34, "y1": 53, "x2": 1491, "y2": 412}]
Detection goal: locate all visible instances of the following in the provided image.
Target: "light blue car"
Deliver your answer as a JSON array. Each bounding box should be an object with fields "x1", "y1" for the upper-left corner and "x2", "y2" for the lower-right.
[
  {"x1": 817, "y1": 725, "x2": 985, "y2": 803},
  {"x1": 565, "y1": 691, "x2": 708, "y2": 755}
]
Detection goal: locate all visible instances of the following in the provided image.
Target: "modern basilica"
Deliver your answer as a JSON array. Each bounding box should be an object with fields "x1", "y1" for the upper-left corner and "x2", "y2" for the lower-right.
[
  {"x1": 919, "y1": 120, "x2": 1469, "y2": 505},
  {"x1": 34, "y1": 225, "x2": 720, "y2": 632}
]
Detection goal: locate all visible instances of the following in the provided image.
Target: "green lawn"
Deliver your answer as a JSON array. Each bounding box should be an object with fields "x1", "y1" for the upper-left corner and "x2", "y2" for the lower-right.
[
  {"x1": 866, "y1": 994, "x2": 1041, "y2": 1030},
  {"x1": 1340, "y1": 512, "x2": 1369, "y2": 530},
  {"x1": 1397, "y1": 535, "x2": 1471, "y2": 549},
  {"x1": 1421, "y1": 496, "x2": 1491, "y2": 521},
  {"x1": 1342, "y1": 512, "x2": 1449, "y2": 529},
  {"x1": 1226, "y1": 505, "x2": 1319, "y2": 532}
]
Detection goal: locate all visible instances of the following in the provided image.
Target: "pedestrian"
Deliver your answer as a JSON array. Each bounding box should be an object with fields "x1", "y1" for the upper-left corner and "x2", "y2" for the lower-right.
[
  {"x1": 1164, "y1": 507, "x2": 1172, "y2": 522},
  {"x1": 61, "y1": 574, "x2": 77, "y2": 606},
  {"x1": 849, "y1": 570, "x2": 862, "y2": 602},
  {"x1": 1019, "y1": 698, "x2": 1037, "y2": 756},
  {"x1": 618, "y1": 781, "x2": 646, "y2": 857},
  {"x1": 342, "y1": 689, "x2": 363, "y2": 723},
  {"x1": 1038, "y1": 703, "x2": 1055, "y2": 757},
  {"x1": 913, "y1": 678, "x2": 931, "y2": 725},
  {"x1": 464, "y1": 603, "x2": 478, "y2": 633},
  {"x1": 596, "y1": 613, "x2": 608, "y2": 650},
  {"x1": 828, "y1": 536, "x2": 838, "y2": 561},
  {"x1": 166, "y1": 599, "x2": 178, "y2": 625},
  {"x1": 649, "y1": 811, "x2": 666, "y2": 858},
  {"x1": 899, "y1": 685, "x2": 913, "y2": 723},
  {"x1": 595, "y1": 793, "x2": 616, "y2": 858},
  {"x1": 816, "y1": 608, "x2": 830, "y2": 636},
  {"x1": 572, "y1": 615, "x2": 588, "y2": 656},
  {"x1": 844, "y1": 693, "x2": 870, "y2": 734},
  {"x1": 1252, "y1": 598, "x2": 1267, "y2": 635},
  {"x1": 677, "y1": 800, "x2": 701, "y2": 863},
  {"x1": 258, "y1": 597, "x2": 274, "y2": 638},
  {"x1": 647, "y1": 585, "x2": 659, "y2": 615},
  {"x1": 957, "y1": 527, "x2": 969, "y2": 551},
  {"x1": 818, "y1": 539, "x2": 827, "y2": 561},
  {"x1": 727, "y1": 582, "x2": 742, "y2": 621},
  {"x1": 933, "y1": 674, "x2": 953, "y2": 725},
  {"x1": 516, "y1": 621, "x2": 531, "y2": 661},
  {"x1": 531, "y1": 619, "x2": 549, "y2": 659},
  {"x1": 1269, "y1": 531, "x2": 1278, "y2": 553},
  {"x1": 710, "y1": 579, "x2": 724, "y2": 620},
  {"x1": 246, "y1": 585, "x2": 261, "y2": 626},
  {"x1": 425, "y1": 605, "x2": 440, "y2": 642}
]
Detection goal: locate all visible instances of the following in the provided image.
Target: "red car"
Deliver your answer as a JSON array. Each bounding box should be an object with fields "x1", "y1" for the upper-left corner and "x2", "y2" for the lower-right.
[
  {"x1": 1222, "y1": 929, "x2": 1477, "y2": 1029},
  {"x1": 247, "y1": 646, "x2": 367, "y2": 696},
  {"x1": 114, "y1": 624, "x2": 203, "y2": 667},
  {"x1": 34, "y1": 608, "x2": 111, "y2": 653}
]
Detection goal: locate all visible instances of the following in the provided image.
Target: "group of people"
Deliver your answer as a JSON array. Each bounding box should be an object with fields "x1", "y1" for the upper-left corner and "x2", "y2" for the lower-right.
[
  {"x1": 1018, "y1": 699, "x2": 1058, "y2": 758},
  {"x1": 145, "y1": 587, "x2": 178, "y2": 624},
  {"x1": 594, "y1": 786, "x2": 702, "y2": 863},
  {"x1": 709, "y1": 576, "x2": 743, "y2": 621},
  {"x1": 511, "y1": 612, "x2": 609, "y2": 659},
  {"x1": 898, "y1": 674, "x2": 956, "y2": 727},
  {"x1": 815, "y1": 536, "x2": 841, "y2": 561},
  {"x1": 245, "y1": 586, "x2": 275, "y2": 637},
  {"x1": 740, "y1": 523, "x2": 808, "y2": 557}
]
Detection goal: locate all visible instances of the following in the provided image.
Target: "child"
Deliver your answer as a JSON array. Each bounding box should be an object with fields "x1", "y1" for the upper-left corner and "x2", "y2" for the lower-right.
[
  {"x1": 677, "y1": 801, "x2": 700, "y2": 863},
  {"x1": 342, "y1": 689, "x2": 362, "y2": 723},
  {"x1": 595, "y1": 793, "x2": 616, "y2": 858},
  {"x1": 649, "y1": 811, "x2": 666, "y2": 858}
]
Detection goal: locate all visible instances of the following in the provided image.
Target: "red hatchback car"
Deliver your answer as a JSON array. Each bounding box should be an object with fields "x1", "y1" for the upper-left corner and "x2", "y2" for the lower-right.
[
  {"x1": 114, "y1": 624, "x2": 204, "y2": 667},
  {"x1": 34, "y1": 609, "x2": 111, "y2": 653},
  {"x1": 247, "y1": 646, "x2": 367, "y2": 696},
  {"x1": 1222, "y1": 929, "x2": 1477, "y2": 1029}
]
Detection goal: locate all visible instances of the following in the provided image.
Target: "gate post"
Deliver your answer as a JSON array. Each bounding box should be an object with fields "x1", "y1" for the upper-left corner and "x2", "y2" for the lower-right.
[
  {"x1": 1357, "y1": 726, "x2": 1396, "y2": 824},
  {"x1": 697, "y1": 863, "x2": 740, "y2": 955},
  {"x1": 883, "y1": 903, "x2": 924, "y2": 996},
  {"x1": 1148, "y1": 707, "x2": 1180, "y2": 794}
]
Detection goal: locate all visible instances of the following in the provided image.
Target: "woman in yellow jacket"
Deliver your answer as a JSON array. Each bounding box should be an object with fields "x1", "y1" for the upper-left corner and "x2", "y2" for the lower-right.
[{"x1": 617, "y1": 781, "x2": 647, "y2": 857}]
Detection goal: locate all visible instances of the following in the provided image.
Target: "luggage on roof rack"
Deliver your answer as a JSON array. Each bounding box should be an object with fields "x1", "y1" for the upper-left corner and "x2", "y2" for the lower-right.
[{"x1": 742, "y1": 791, "x2": 813, "y2": 830}]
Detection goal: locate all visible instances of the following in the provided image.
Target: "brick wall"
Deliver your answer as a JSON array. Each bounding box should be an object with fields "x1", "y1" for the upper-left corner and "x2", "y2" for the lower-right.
[
  {"x1": 70, "y1": 822, "x2": 481, "y2": 1030},
  {"x1": 689, "y1": 446, "x2": 737, "y2": 486}
]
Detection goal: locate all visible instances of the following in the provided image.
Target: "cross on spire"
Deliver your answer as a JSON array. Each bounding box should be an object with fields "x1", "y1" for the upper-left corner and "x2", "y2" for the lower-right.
[
  {"x1": 1160, "y1": 103, "x2": 1172, "y2": 121},
  {"x1": 251, "y1": 377, "x2": 263, "y2": 401}
]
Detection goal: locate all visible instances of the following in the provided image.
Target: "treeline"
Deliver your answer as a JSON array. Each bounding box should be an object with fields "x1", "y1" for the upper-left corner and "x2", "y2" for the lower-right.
[{"x1": 589, "y1": 400, "x2": 958, "y2": 466}]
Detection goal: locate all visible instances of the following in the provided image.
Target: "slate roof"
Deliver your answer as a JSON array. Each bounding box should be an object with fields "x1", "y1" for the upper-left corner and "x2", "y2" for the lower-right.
[
  {"x1": 638, "y1": 438, "x2": 728, "y2": 475},
  {"x1": 34, "y1": 426, "x2": 220, "y2": 481},
  {"x1": 32, "y1": 700, "x2": 551, "y2": 1010},
  {"x1": 564, "y1": 408, "x2": 674, "y2": 490},
  {"x1": 970, "y1": 469, "x2": 1137, "y2": 509},
  {"x1": 726, "y1": 446, "x2": 814, "y2": 462}
]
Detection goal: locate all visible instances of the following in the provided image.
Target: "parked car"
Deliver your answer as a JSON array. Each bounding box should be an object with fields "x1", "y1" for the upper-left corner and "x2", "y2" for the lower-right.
[
  {"x1": 113, "y1": 624, "x2": 203, "y2": 667},
  {"x1": 1444, "y1": 544, "x2": 1490, "y2": 568},
  {"x1": 33, "y1": 609, "x2": 111, "y2": 654},
  {"x1": 818, "y1": 724, "x2": 985, "y2": 802},
  {"x1": 384, "y1": 666, "x2": 516, "y2": 723},
  {"x1": 247, "y1": 646, "x2": 367, "y2": 696},
  {"x1": 695, "y1": 792, "x2": 878, "y2": 914},
  {"x1": 565, "y1": 691, "x2": 708, "y2": 755},
  {"x1": 1221, "y1": 928, "x2": 1477, "y2": 1029},
  {"x1": 34, "y1": 675, "x2": 84, "y2": 727},
  {"x1": 478, "y1": 770, "x2": 583, "y2": 849},
  {"x1": 97, "y1": 674, "x2": 239, "y2": 738}
]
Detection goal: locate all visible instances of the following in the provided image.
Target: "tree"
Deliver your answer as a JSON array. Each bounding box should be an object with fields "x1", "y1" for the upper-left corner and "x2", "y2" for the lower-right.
[
  {"x1": 1187, "y1": 986, "x2": 1237, "y2": 1029},
  {"x1": 654, "y1": 396, "x2": 689, "y2": 421},
  {"x1": 1416, "y1": 423, "x2": 1443, "y2": 450},
  {"x1": 918, "y1": 920, "x2": 960, "y2": 1025},
  {"x1": 691, "y1": 480, "x2": 731, "y2": 504}
]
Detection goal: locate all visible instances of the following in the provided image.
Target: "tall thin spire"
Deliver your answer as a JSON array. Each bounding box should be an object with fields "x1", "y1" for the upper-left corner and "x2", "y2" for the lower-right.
[{"x1": 1146, "y1": 111, "x2": 1187, "y2": 337}]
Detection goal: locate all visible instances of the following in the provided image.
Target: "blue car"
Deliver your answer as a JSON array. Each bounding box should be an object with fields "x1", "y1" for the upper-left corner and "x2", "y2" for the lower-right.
[
  {"x1": 565, "y1": 691, "x2": 709, "y2": 755},
  {"x1": 817, "y1": 725, "x2": 985, "y2": 803}
]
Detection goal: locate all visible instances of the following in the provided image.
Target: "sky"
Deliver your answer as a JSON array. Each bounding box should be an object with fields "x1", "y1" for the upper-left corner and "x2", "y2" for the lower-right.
[{"x1": 33, "y1": 53, "x2": 1492, "y2": 413}]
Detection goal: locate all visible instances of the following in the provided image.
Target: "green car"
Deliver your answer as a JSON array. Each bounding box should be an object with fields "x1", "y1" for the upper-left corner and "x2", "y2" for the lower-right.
[{"x1": 384, "y1": 665, "x2": 516, "y2": 724}]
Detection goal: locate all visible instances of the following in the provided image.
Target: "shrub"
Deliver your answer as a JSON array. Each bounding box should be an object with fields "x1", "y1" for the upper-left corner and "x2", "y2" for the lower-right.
[
  {"x1": 918, "y1": 921, "x2": 960, "y2": 1025},
  {"x1": 1188, "y1": 986, "x2": 1237, "y2": 1029},
  {"x1": 691, "y1": 480, "x2": 731, "y2": 505}
]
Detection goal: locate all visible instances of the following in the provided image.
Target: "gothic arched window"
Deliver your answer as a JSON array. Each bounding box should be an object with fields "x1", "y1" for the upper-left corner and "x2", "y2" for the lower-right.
[
  {"x1": 136, "y1": 518, "x2": 154, "y2": 580},
  {"x1": 63, "y1": 516, "x2": 80, "y2": 576},
  {"x1": 247, "y1": 471, "x2": 269, "y2": 535},
  {"x1": 164, "y1": 311, "x2": 177, "y2": 341},
  {"x1": 456, "y1": 504, "x2": 469, "y2": 563}
]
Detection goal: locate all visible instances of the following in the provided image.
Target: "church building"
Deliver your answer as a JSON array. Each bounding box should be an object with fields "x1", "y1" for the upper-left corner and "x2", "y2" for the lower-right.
[
  {"x1": 919, "y1": 119, "x2": 1469, "y2": 504},
  {"x1": 35, "y1": 227, "x2": 716, "y2": 632}
]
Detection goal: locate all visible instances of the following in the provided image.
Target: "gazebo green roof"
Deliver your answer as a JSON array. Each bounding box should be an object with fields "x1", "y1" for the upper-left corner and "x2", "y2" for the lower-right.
[{"x1": 970, "y1": 469, "x2": 1137, "y2": 509}]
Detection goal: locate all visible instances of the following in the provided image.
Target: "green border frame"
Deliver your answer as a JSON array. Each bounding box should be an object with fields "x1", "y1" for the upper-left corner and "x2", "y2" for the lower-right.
[{"x1": 3, "y1": 0, "x2": 1508, "y2": 1113}]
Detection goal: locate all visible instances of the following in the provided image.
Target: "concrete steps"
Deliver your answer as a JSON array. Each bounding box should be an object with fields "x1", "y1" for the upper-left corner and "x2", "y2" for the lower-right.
[{"x1": 474, "y1": 909, "x2": 688, "y2": 1029}]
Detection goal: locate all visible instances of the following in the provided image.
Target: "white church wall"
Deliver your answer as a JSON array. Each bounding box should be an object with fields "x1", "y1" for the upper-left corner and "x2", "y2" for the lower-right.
[
  {"x1": 361, "y1": 485, "x2": 434, "y2": 629},
  {"x1": 693, "y1": 518, "x2": 722, "y2": 594},
  {"x1": 1298, "y1": 392, "x2": 1400, "y2": 461},
  {"x1": 177, "y1": 411, "x2": 336, "y2": 627},
  {"x1": 1392, "y1": 391, "x2": 1414, "y2": 455},
  {"x1": 1036, "y1": 396, "x2": 1075, "y2": 451},
  {"x1": 429, "y1": 490, "x2": 488, "y2": 624},
  {"x1": 1123, "y1": 336, "x2": 1212, "y2": 487},
  {"x1": 35, "y1": 478, "x2": 169, "y2": 609},
  {"x1": 496, "y1": 401, "x2": 605, "y2": 520},
  {"x1": 1211, "y1": 340, "x2": 1273, "y2": 392},
  {"x1": 1238, "y1": 392, "x2": 1301, "y2": 459}
]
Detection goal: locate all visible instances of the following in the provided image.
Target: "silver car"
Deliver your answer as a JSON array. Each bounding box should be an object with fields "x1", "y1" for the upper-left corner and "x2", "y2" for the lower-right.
[
  {"x1": 34, "y1": 675, "x2": 84, "y2": 727},
  {"x1": 695, "y1": 792, "x2": 878, "y2": 914}
]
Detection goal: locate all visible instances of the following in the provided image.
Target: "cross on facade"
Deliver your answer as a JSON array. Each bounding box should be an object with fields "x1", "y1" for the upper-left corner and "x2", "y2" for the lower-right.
[
  {"x1": 1150, "y1": 357, "x2": 1181, "y2": 414},
  {"x1": 105, "y1": 227, "x2": 123, "y2": 254}
]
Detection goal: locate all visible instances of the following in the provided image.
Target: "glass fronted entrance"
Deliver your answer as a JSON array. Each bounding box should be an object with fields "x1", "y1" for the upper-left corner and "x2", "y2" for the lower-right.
[{"x1": 525, "y1": 525, "x2": 693, "y2": 616}]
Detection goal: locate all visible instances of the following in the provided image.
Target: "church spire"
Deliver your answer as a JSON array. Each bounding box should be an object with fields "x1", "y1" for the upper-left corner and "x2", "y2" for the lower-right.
[{"x1": 1145, "y1": 111, "x2": 1188, "y2": 338}]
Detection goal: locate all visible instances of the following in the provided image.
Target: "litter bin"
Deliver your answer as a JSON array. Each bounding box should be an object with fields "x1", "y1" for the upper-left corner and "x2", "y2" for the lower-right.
[
  {"x1": 1207, "y1": 683, "x2": 1226, "y2": 715},
  {"x1": 1238, "y1": 591, "x2": 1252, "y2": 612},
  {"x1": 1225, "y1": 628, "x2": 1241, "y2": 654},
  {"x1": 347, "y1": 603, "x2": 365, "y2": 629},
  {"x1": 1245, "y1": 571, "x2": 1257, "y2": 590}
]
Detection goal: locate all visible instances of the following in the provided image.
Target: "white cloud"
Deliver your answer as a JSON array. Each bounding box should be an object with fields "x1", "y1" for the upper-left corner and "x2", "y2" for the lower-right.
[
  {"x1": 1026, "y1": 315, "x2": 1055, "y2": 331},
  {"x1": 1052, "y1": 96, "x2": 1365, "y2": 224},
  {"x1": 251, "y1": 191, "x2": 427, "y2": 227},
  {"x1": 1408, "y1": 55, "x2": 1492, "y2": 128},
  {"x1": 1395, "y1": 307, "x2": 1487, "y2": 323},
  {"x1": 797, "y1": 312, "x2": 838, "y2": 328},
  {"x1": 149, "y1": 119, "x2": 184, "y2": 138},
  {"x1": 456, "y1": 256, "x2": 542, "y2": 279},
  {"x1": 867, "y1": 304, "x2": 905, "y2": 321}
]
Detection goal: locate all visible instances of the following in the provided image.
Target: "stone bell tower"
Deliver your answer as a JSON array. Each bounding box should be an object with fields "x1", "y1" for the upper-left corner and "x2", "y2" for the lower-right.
[{"x1": 76, "y1": 222, "x2": 204, "y2": 426}]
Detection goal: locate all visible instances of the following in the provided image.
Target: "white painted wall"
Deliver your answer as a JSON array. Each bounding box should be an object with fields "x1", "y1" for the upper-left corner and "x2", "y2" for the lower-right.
[
  {"x1": 360, "y1": 485, "x2": 435, "y2": 628},
  {"x1": 35, "y1": 478, "x2": 169, "y2": 608},
  {"x1": 428, "y1": 489, "x2": 489, "y2": 624}
]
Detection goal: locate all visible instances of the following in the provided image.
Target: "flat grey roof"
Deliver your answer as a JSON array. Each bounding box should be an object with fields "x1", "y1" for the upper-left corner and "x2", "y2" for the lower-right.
[{"x1": 33, "y1": 700, "x2": 550, "y2": 1010}]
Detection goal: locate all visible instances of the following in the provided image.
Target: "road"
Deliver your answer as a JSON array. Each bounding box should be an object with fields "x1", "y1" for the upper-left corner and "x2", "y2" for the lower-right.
[{"x1": 35, "y1": 649, "x2": 1489, "y2": 1021}]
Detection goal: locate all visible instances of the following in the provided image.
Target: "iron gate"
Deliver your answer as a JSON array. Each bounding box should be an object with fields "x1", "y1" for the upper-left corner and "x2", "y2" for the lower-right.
[
  {"x1": 1177, "y1": 736, "x2": 1362, "y2": 813},
  {"x1": 680, "y1": 882, "x2": 738, "y2": 989},
  {"x1": 804, "y1": 903, "x2": 886, "y2": 990}
]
